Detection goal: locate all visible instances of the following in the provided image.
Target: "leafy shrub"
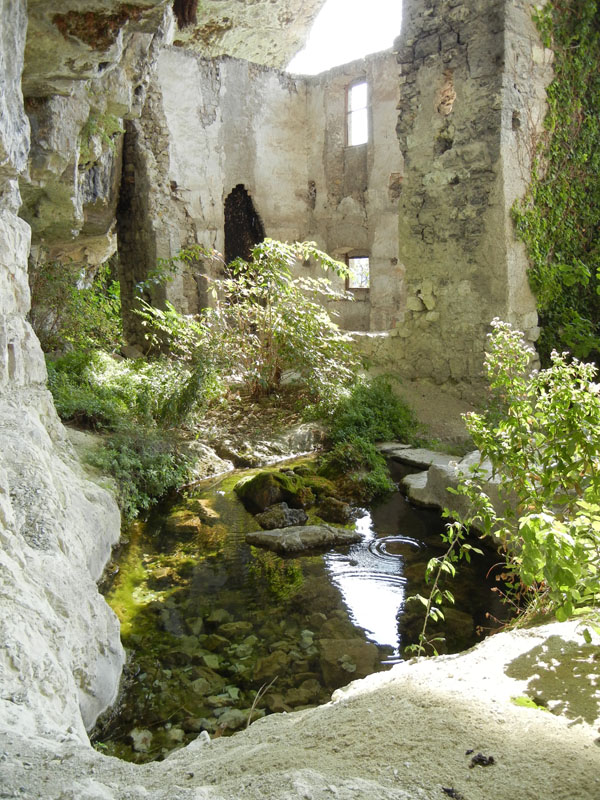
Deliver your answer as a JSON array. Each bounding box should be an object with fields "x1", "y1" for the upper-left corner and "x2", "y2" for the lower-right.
[
  {"x1": 139, "y1": 239, "x2": 360, "y2": 405},
  {"x1": 87, "y1": 428, "x2": 190, "y2": 520},
  {"x1": 47, "y1": 352, "x2": 128, "y2": 429},
  {"x1": 314, "y1": 376, "x2": 420, "y2": 502},
  {"x1": 326, "y1": 375, "x2": 420, "y2": 445},
  {"x1": 455, "y1": 320, "x2": 600, "y2": 625},
  {"x1": 47, "y1": 351, "x2": 194, "y2": 518},
  {"x1": 318, "y1": 434, "x2": 395, "y2": 503},
  {"x1": 29, "y1": 258, "x2": 123, "y2": 353}
]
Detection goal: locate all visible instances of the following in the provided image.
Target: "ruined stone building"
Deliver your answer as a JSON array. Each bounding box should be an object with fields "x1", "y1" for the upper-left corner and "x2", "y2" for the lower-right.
[
  {"x1": 0, "y1": 1, "x2": 555, "y2": 794},
  {"x1": 116, "y1": 0, "x2": 550, "y2": 388}
]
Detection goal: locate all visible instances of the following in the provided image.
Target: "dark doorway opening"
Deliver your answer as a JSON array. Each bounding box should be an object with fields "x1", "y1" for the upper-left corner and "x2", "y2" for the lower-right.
[{"x1": 224, "y1": 184, "x2": 265, "y2": 264}]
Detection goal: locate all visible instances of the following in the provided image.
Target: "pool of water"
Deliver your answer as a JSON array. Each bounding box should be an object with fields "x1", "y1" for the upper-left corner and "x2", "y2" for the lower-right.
[{"x1": 93, "y1": 460, "x2": 504, "y2": 762}]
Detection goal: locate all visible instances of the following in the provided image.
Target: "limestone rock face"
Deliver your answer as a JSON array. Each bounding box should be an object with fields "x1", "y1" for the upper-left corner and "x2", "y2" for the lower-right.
[
  {"x1": 0, "y1": 0, "x2": 29, "y2": 192},
  {"x1": 20, "y1": 1, "x2": 173, "y2": 264},
  {"x1": 0, "y1": 0, "x2": 123, "y2": 740},
  {"x1": 171, "y1": 0, "x2": 327, "y2": 68}
]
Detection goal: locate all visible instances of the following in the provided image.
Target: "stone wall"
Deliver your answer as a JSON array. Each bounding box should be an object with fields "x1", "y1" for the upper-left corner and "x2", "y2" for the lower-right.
[
  {"x1": 389, "y1": 0, "x2": 551, "y2": 389},
  {"x1": 305, "y1": 54, "x2": 405, "y2": 331},
  {"x1": 121, "y1": 0, "x2": 549, "y2": 384}
]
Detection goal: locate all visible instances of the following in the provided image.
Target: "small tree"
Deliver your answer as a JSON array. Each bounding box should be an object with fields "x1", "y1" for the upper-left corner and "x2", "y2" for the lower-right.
[{"x1": 139, "y1": 239, "x2": 361, "y2": 411}]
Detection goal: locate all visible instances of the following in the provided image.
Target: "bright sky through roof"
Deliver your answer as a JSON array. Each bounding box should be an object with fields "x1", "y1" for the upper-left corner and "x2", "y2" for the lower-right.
[{"x1": 288, "y1": 0, "x2": 403, "y2": 75}]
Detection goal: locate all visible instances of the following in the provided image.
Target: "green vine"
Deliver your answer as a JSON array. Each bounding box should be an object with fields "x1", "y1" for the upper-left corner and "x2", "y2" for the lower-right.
[{"x1": 512, "y1": 0, "x2": 600, "y2": 364}]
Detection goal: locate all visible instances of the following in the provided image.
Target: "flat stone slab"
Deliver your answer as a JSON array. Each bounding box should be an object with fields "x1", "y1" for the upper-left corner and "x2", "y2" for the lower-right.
[
  {"x1": 401, "y1": 471, "x2": 440, "y2": 508},
  {"x1": 377, "y1": 444, "x2": 456, "y2": 470},
  {"x1": 376, "y1": 442, "x2": 411, "y2": 453},
  {"x1": 246, "y1": 525, "x2": 362, "y2": 553}
]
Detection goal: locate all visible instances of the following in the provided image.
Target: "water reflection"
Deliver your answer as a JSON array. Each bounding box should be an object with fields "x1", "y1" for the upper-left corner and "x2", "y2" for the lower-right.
[{"x1": 326, "y1": 510, "x2": 424, "y2": 663}]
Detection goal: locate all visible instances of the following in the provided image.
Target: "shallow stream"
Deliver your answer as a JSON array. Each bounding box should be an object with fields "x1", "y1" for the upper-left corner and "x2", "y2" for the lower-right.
[{"x1": 93, "y1": 459, "x2": 504, "y2": 762}]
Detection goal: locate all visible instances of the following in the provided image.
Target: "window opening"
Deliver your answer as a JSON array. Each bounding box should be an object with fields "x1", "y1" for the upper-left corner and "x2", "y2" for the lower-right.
[
  {"x1": 347, "y1": 81, "x2": 368, "y2": 146},
  {"x1": 347, "y1": 256, "x2": 370, "y2": 289},
  {"x1": 224, "y1": 184, "x2": 265, "y2": 264}
]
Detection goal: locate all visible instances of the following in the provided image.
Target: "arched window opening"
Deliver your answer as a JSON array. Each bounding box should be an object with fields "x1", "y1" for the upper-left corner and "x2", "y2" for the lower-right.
[{"x1": 224, "y1": 185, "x2": 265, "y2": 264}]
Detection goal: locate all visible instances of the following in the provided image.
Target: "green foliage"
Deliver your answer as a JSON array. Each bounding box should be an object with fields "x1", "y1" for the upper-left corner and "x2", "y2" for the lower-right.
[
  {"x1": 139, "y1": 239, "x2": 360, "y2": 405},
  {"x1": 315, "y1": 375, "x2": 420, "y2": 502},
  {"x1": 408, "y1": 320, "x2": 600, "y2": 653},
  {"x1": 325, "y1": 375, "x2": 420, "y2": 445},
  {"x1": 79, "y1": 113, "x2": 125, "y2": 166},
  {"x1": 405, "y1": 521, "x2": 482, "y2": 657},
  {"x1": 512, "y1": 0, "x2": 600, "y2": 362},
  {"x1": 135, "y1": 244, "x2": 214, "y2": 296},
  {"x1": 29, "y1": 258, "x2": 123, "y2": 353},
  {"x1": 47, "y1": 351, "x2": 129, "y2": 429},
  {"x1": 317, "y1": 435, "x2": 395, "y2": 503},
  {"x1": 86, "y1": 428, "x2": 190, "y2": 520},
  {"x1": 459, "y1": 320, "x2": 600, "y2": 625},
  {"x1": 511, "y1": 696, "x2": 549, "y2": 712},
  {"x1": 46, "y1": 350, "x2": 193, "y2": 518}
]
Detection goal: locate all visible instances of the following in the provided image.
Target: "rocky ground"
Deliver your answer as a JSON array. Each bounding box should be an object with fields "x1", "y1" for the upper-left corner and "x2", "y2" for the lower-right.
[{"x1": 1, "y1": 619, "x2": 599, "y2": 799}]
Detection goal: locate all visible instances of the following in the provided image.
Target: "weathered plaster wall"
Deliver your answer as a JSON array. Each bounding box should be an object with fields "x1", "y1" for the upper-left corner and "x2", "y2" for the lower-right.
[
  {"x1": 304, "y1": 53, "x2": 405, "y2": 331},
  {"x1": 121, "y1": 48, "x2": 404, "y2": 337},
  {"x1": 117, "y1": 50, "x2": 310, "y2": 344}
]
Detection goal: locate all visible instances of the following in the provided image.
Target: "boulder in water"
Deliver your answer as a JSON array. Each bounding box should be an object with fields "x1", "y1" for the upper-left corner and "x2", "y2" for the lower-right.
[
  {"x1": 246, "y1": 525, "x2": 362, "y2": 553},
  {"x1": 255, "y1": 502, "x2": 308, "y2": 529}
]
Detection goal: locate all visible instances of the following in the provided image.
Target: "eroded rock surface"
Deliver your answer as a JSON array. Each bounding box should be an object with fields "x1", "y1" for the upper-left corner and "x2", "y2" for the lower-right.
[{"x1": 246, "y1": 524, "x2": 362, "y2": 553}]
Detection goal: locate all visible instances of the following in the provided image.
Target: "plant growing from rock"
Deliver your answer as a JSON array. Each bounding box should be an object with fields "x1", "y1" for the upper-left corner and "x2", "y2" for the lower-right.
[
  {"x1": 29, "y1": 257, "x2": 122, "y2": 353},
  {"x1": 405, "y1": 519, "x2": 482, "y2": 657}
]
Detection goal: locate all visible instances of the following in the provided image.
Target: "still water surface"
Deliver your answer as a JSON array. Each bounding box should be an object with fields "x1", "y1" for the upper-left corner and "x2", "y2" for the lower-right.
[{"x1": 94, "y1": 460, "x2": 503, "y2": 761}]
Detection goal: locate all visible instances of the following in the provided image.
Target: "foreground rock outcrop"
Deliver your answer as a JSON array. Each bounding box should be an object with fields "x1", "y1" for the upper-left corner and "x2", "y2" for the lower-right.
[
  {"x1": 1, "y1": 620, "x2": 598, "y2": 799},
  {"x1": 1, "y1": 0, "x2": 125, "y2": 742}
]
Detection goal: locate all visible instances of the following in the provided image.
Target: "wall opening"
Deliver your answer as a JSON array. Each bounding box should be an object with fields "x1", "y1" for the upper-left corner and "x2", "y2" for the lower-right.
[
  {"x1": 224, "y1": 184, "x2": 265, "y2": 264},
  {"x1": 347, "y1": 255, "x2": 370, "y2": 289},
  {"x1": 347, "y1": 81, "x2": 369, "y2": 146}
]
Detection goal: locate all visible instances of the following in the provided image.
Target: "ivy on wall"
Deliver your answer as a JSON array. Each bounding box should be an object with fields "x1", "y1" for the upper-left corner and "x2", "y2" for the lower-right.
[{"x1": 512, "y1": 0, "x2": 600, "y2": 364}]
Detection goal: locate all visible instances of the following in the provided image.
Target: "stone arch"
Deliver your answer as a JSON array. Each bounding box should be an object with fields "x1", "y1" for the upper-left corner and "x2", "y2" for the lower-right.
[{"x1": 224, "y1": 184, "x2": 265, "y2": 264}]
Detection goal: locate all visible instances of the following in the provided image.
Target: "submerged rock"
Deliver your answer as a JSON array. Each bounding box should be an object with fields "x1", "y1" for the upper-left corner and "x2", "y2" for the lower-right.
[
  {"x1": 255, "y1": 501, "x2": 308, "y2": 529},
  {"x1": 318, "y1": 639, "x2": 380, "y2": 689},
  {"x1": 246, "y1": 525, "x2": 362, "y2": 553},
  {"x1": 254, "y1": 650, "x2": 291, "y2": 682},
  {"x1": 317, "y1": 496, "x2": 354, "y2": 524}
]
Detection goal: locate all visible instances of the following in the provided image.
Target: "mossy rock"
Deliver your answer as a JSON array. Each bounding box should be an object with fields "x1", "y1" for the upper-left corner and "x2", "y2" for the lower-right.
[
  {"x1": 301, "y1": 474, "x2": 338, "y2": 498},
  {"x1": 234, "y1": 470, "x2": 315, "y2": 513}
]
